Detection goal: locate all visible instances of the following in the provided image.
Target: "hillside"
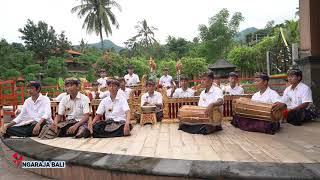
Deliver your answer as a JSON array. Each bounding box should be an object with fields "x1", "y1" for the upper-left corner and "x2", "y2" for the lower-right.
[
  {"x1": 75, "y1": 39, "x2": 124, "y2": 52},
  {"x1": 234, "y1": 27, "x2": 258, "y2": 43}
]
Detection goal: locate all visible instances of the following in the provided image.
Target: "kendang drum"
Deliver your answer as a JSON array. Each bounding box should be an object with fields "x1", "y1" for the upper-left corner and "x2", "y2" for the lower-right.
[
  {"x1": 177, "y1": 105, "x2": 223, "y2": 135},
  {"x1": 231, "y1": 98, "x2": 285, "y2": 134}
]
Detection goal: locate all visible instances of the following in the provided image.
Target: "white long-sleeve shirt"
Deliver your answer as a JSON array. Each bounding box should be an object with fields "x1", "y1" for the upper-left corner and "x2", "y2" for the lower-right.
[
  {"x1": 13, "y1": 94, "x2": 52, "y2": 125},
  {"x1": 281, "y1": 82, "x2": 313, "y2": 109}
]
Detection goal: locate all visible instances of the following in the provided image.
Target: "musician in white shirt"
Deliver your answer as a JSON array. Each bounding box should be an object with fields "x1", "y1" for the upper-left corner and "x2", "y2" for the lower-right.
[
  {"x1": 159, "y1": 67, "x2": 173, "y2": 88},
  {"x1": 91, "y1": 79, "x2": 132, "y2": 137},
  {"x1": 51, "y1": 78, "x2": 90, "y2": 138},
  {"x1": 124, "y1": 65, "x2": 140, "y2": 86},
  {"x1": 141, "y1": 80, "x2": 163, "y2": 121},
  {"x1": 172, "y1": 75, "x2": 194, "y2": 98},
  {"x1": 213, "y1": 74, "x2": 225, "y2": 90},
  {"x1": 1, "y1": 81, "x2": 52, "y2": 138},
  {"x1": 97, "y1": 69, "x2": 108, "y2": 89},
  {"x1": 224, "y1": 72, "x2": 244, "y2": 95},
  {"x1": 90, "y1": 81, "x2": 100, "y2": 100},
  {"x1": 119, "y1": 78, "x2": 132, "y2": 100},
  {"x1": 251, "y1": 73, "x2": 281, "y2": 104},
  {"x1": 179, "y1": 71, "x2": 223, "y2": 135},
  {"x1": 99, "y1": 79, "x2": 126, "y2": 99},
  {"x1": 198, "y1": 72, "x2": 224, "y2": 110},
  {"x1": 53, "y1": 83, "x2": 68, "y2": 102},
  {"x1": 273, "y1": 69, "x2": 313, "y2": 126}
]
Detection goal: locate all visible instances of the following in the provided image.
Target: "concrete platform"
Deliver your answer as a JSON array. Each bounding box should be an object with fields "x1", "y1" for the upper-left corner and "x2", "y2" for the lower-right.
[{"x1": 1, "y1": 121, "x2": 320, "y2": 179}]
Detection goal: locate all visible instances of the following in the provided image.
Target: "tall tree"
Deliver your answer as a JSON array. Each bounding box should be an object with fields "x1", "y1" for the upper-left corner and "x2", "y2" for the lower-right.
[
  {"x1": 56, "y1": 31, "x2": 72, "y2": 55},
  {"x1": 79, "y1": 38, "x2": 89, "y2": 53},
  {"x1": 71, "y1": 0, "x2": 122, "y2": 49},
  {"x1": 125, "y1": 19, "x2": 158, "y2": 57},
  {"x1": 283, "y1": 20, "x2": 299, "y2": 45},
  {"x1": 132, "y1": 19, "x2": 158, "y2": 47},
  {"x1": 198, "y1": 8, "x2": 244, "y2": 62},
  {"x1": 165, "y1": 36, "x2": 190, "y2": 59},
  {"x1": 19, "y1": 19, "x2": 57, "y2": 62}
]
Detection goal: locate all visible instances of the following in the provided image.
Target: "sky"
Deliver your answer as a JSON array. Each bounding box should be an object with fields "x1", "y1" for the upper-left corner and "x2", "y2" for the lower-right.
[{"x1": 0, "y1": 0, "x2": 299, "y2": 47}]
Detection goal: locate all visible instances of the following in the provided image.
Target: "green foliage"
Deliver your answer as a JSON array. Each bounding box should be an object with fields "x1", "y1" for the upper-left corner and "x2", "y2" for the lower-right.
[
  {"x1": 74, "y1": 50, "x2": 102, "y2": 63},
  {"x1": 253, "y1": 36, "x2": 277, "y2": 72},
  {"x1": 25, "y1": 73, "x2": 37, "y2": 81},
  {"x1": 228, "y1": 35, "x2": 277, "y2": 75},
  {"x1": 227, "y1": 46, "x2": 258, "y2": 75},
  {"x1": 41, "y1": 77, "x2": 57, "y2": 86},
  {"x1": 181, "y1": 57, "x2": 208, "y2": 80},
  {"x1": 165, "y1": 36, "x2": 190, "y2": 59},
  {"x1": 124, "y1": 19, "x2": 159, "y2": 58},
  {"x1": 58, "y1": 77, "x2": 65, "y2": 87},
  {"x1": 22, "y1": 64, "x2": 42, "y2": 75},
  {"x1": 199, "y1": 8, "x2": 244, "y2": 62},
  {"x1": 157, "y1": 60, "x2": 177, "y2": 78},
  {"x1": 95, "y1": 51, "x2": 128, "y2": 77},
  {"x1": 0, "y1": 39, "x2": 35, "y2": 72},
  {"x1": 86, "y1": 68, "x2": 95, "y2": 82},
  {"x1": 2, "y1": 69, "x2": 20, "y2": 80},
  {"x1": 78, "y1": 38, "x2": 89, "y2": 53},
  {"x1": 128, "y1": 58, "x2": 150, "y2": 77},
  {"x1": 56, "y1": 31, "x2": 72, "y2": 55},
  {"x1": 282, "y1": 20, "x2": 300, "y2": 45},
  {"x1": 47, "y1": 57, "x2": 68, "y2": 78},
  {"x1": 131, "y1": 19, "x2": 158, "y2": 47},
  {"x1": 19, "y1": 19, "x2": 57, "y2": 61}
]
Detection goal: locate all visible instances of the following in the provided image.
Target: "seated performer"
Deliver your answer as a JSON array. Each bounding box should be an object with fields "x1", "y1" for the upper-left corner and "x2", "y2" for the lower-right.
[
  {"x1": 159, "y1": 67, "x2": 173, "y2": 88},
  {"x1": 90, "y1": 81, "x2": 100, "y2": 100},
  {"x1": 124, "y1": 65, "x2": 140, "y2": 86},
  {"x1": 1, "y1": 81, "x2": 52, "y2": 138},
  {"x1": 213, "y1": 74, "x2": 225, "y2": 90},
  {"x1": 230, "y1": 73, "x2": 283, "y2": 135},
  {"x1": 91, "y1": 79, "x2": 132, "y2": 138},
  {"x1": 119, "y1": 78, "x2": 132, "y2": 100},
  {"x1": 97, "y1": 69, "x2": 108, "y2": 90},
  {"x1": 251, "y1": 73, "x2": 281, "y2": 104},
  {"x1": 273, "y1": 69, "x2": 313, "y2": 126},
  {"x1": 51, "y1": 78, "x2": 90, "y2": 138},
  {"x1": 99, "y1": 79, "x2": 126, "y2": 99},
  {"x1": 224, "y1": 72, "x2": 244, "y2": 95},
  {"x1": 172, "y1": 75, "x2": 195, "y2": 98},
  {"x1": 53, "y1": 84, "x2": 68, "y2": 102},
  {"x1": 178, "y1": 71, "x2": 223, "y2": 134},
  {"x1": 141, "y1": 80, "x2": 163, "y2": 122}
]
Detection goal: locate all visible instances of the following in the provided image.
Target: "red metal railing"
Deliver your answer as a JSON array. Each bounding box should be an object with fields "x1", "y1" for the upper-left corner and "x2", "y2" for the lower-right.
[{"x1": 0, "y1": 80, "x2": 18, "y2": 118}]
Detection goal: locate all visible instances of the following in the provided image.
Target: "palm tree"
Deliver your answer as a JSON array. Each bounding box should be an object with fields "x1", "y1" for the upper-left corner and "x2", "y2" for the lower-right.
[
  {"x1": 283, "y1": 20, "x2": 300, "y2": 45},
  {"x1": 71, "y1": 0, "x2": 121, "y2": 49},
  {"x1": 133, "y1": 19, "x2": 158, "y2": 47}
]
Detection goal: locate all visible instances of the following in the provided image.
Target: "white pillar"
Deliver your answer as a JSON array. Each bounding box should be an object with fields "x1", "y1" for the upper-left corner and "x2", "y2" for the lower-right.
[
  {"x1": 266, "y1": 51, "x2": 270, "y2": 75},
  {"x1": 292, "y1": 43, "x2": 299, "y2": 65}
]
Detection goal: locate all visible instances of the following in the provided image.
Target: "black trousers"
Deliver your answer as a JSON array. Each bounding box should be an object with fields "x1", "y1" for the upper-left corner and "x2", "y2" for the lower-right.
[
  {"x1": 57, "y1": 122, "x2": 79, "y2": 137},
  {"x1": 178, "y1": 123, "x2": 222, "y2": 135},
  {"x1": 93, "y1": 120, "x2": 132, "y2": 138},
  {"x1": 156, "y1": 111, "x2": 163, "y2": 122},
  {"x1": 4, "y1": 121, "x2": 46, "y2": 138},
  {"x1": 287, "y1": 109, "x2": 313, "y2": 126}
]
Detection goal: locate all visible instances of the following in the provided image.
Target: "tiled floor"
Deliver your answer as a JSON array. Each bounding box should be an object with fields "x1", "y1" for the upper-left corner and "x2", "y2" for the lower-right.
[{"x1": 32, "y1": 120, "x2": 320, "y2": 163}]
